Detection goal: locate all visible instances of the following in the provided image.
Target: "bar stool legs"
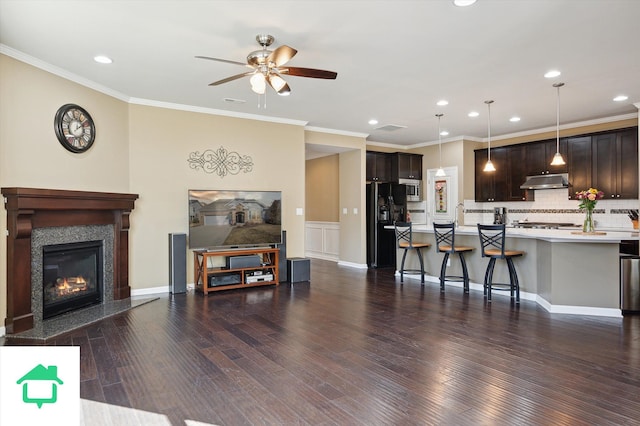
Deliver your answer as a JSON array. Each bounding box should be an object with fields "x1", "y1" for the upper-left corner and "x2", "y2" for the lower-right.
[
  {"x1": 395, "y1": 222, "x2": 430, "y2": 284},
  {"x1": 433, "y1": 223, "x2": 473, "y2": 294},
  {"x1": 399, "y1": 246, "x2": 425, "y2": 283},
  {"x1": 478, "y1": 224, "x2": 524, "y2": 304}
]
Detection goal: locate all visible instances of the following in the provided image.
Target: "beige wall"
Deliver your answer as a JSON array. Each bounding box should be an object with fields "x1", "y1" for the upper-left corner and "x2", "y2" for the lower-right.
[
  {"x1": 339, "y1": 149, "x2": 366, "y2": 264},
  {"x1": 0, "y1": 54, "x2": 308, "y2": 329},
  {"x1": 305, "y1": 155, "x2": 339, "y2": 222},
  {"x1": 305, "y1": 130, "x2": 366, "y2": 265},
  {"x1": 127, "y1": 104, "x2": 306, "y2": 288},
  {"x1": 0, "y1": 54, "x2": 131, "y2": 333}
]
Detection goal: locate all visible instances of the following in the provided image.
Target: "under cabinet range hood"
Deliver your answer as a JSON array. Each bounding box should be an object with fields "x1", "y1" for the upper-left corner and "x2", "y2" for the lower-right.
[{"x1": 520, "y1": 173, "x2": 569, "y2": 190}]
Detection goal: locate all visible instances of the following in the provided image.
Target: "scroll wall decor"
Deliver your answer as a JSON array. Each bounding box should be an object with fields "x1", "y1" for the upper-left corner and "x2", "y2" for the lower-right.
[{"x1": 188, "y1": 146, "x2": 253, "y2": 178}]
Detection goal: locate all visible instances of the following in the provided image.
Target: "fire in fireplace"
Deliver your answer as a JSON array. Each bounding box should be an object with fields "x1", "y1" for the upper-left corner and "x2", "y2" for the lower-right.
[{"x1": 42, "y1": 240, "x2": 103, "y2": 319}]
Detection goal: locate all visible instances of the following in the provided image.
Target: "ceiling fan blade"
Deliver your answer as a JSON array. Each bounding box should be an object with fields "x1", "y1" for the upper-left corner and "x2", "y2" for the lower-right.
[
  {"x1": 267, "y1": 74, "x2": 291, "y2": 96},
  {"x1": 267, "y1": 45, "x2": 297, "y2": 67},
  {"x1": 209, "y1": 71, "x2": 254, "y2": 86},
  {"x1": 280, "y1": 67, "x2": 337, "y2": 79},
  {"x1": 195, "y1": 55, "x2": 251, "y2": 68}
]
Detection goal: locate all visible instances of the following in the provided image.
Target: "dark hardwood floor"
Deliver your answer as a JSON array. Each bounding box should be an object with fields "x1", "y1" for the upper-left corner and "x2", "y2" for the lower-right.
[{"x1": 4, "y1": 259, "x2": 640, "y2": 425}]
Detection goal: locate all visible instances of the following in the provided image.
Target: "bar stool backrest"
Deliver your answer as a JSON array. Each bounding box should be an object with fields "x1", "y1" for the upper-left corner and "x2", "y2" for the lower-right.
[
  {"x1": 394, "y1": 222, "x2": 415, "y2": 248},
  {"x1": 433, "y1": 222, "x2": 456, "y2": 253},
  {"x1": 477, "y1": 223, "x2": 507, "y2": 258}
]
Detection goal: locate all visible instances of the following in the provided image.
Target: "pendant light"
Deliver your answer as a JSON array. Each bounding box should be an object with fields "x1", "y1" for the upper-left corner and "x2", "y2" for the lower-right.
[
  {"x1": 483, "y1": 100, "x2": 496, "y2": 172},
  {"x1": 550, "y1": 82, "x2": 566, "y2": 166},
  {"x1": 435, "y1": 113, "x2": 446, "y2": 177}
]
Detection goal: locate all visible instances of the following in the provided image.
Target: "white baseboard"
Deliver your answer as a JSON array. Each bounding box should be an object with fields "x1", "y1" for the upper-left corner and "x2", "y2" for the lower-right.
[
  {"x1": 337, "y1": 260, "x2": 368, "y2": 269},
  {"x1": 306, "y1": 252, "x2": 339, "y2": 262},
  {"x1": 536, "y1": 296, "x2": 622, "y2": 318},
  {"x1": 396, "y1": 272, "x2": 620, "y2": 317},
  {"x1": 131, "y1": 283, "x2": 197, "y2": 296},
  {"x1": 131, "y1": 286, "x2": 169, "y2": 296}
]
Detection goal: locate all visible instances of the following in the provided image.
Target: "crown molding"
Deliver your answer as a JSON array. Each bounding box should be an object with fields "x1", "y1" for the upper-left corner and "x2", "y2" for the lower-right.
[{"x1": 128, "y1": 98, "x2": 307, "y2": 126}]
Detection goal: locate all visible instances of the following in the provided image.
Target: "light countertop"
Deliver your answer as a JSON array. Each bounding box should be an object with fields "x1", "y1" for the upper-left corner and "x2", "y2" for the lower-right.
[{"x1": 386, "y1": 224, "x2": 639, "y2": 243}]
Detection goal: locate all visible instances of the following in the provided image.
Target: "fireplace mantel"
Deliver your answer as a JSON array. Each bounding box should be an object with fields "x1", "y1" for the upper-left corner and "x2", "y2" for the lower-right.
[{"x1": 2, "y1": 187, "x2": 138, "y2": 334}]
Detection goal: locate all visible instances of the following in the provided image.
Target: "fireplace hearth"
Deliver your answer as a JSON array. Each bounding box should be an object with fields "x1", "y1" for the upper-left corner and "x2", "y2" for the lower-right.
[{"x1": 42, "y1": 240, "x2": 103, "y2": 319}]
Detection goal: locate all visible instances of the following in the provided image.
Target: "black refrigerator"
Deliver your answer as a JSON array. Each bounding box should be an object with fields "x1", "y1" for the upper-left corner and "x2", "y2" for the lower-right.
[{"x1": 366, "y1": 182, "x2": 407, "y2": 268}]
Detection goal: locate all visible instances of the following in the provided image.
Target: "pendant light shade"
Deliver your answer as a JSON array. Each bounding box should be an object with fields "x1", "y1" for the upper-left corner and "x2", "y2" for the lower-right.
[
  {"x1": 483, "y1": 100, "x2": 496, "y2": 172},
  {"x1": 435, "y1": 113, "x2": 446, "y2": 177},
  {"x1": 550, "y1": 82, "x2": 566, "y2": 166}
]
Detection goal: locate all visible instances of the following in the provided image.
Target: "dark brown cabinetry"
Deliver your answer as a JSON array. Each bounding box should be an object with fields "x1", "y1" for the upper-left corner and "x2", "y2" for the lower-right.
[
  {"x1": 566, "y1": 136, "x2": 592, "y2": 199},
  {"x1": 367, "y1": 151, "x2": 423, "y2": 182},
  {"x1": 366, "y1": 151, "x2": 391, "y2": 182},
  {"x1": 507, "y1": 145, "x2": 534, "y2": 201},
  {"x1": 525, "y1": 139, "x2": 568, "y2": 176},
  {"x1": 392, "y1": 153, "x2": 423, "y2": 180},
  {"x1": 592, "y1": 129, "x2": 638, "y2": 199},
  {"x1": 474, "y1": 147, "x2": 507, "y2": 202},
  {"x1": 474, "y1": 127, "x2": 638, "y2": 202}
]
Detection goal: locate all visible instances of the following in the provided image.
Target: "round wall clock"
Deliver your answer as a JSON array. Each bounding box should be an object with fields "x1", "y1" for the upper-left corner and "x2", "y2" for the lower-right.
[{"x1": 54, "y1": 104, "x2": 96, "y2": 153}]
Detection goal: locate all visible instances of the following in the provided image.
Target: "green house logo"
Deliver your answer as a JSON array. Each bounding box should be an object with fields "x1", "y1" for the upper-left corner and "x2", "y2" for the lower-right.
[{"x1": 16, "y1": 364, "x2": 64, "y2": 408}]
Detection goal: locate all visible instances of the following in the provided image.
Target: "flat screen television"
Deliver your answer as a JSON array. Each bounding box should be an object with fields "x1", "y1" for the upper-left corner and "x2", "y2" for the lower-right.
[{"x1": 188, "y1": 189, "x2": 282, "y2": 250}]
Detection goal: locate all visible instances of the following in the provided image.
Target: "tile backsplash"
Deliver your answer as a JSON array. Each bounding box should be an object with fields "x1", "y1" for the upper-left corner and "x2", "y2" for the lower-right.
[{"x1": 462, "y1": 188, "x2": 639, "y2": 229}]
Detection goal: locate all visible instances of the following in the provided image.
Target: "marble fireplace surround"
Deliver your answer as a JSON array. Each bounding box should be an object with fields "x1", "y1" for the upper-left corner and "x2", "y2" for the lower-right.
[{"x1": 2, "y1": 187, "x2": 138, "y2": 334}]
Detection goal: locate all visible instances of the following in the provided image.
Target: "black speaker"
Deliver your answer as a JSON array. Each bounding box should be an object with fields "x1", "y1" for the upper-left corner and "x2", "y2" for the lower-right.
[
  {"x1": 278, "y1": 230, "x2": 287, "y2": 282},
  {"x1": 288, "y1": 257, "x2": 310, "y2": 283},
  {"x1": 169, "y1": 233, "x2": 187, "y2": 294}
]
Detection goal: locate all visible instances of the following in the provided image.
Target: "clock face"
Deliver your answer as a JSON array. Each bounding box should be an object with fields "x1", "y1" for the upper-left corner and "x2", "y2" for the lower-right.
[{"x1": 54, "y1": 104, "x2": 96, "y2": 153}]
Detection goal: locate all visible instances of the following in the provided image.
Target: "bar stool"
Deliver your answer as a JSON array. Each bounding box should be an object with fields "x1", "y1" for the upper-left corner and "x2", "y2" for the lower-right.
[
  {"x1": 477, "y1": 224, "x2": 525, "y2": 303},
  {"x1": 433, "y1": 222, "x2": 474, "y2": 293},
  {"x1": 394, "y1": 222, "x2": 430, "y2": 283}
]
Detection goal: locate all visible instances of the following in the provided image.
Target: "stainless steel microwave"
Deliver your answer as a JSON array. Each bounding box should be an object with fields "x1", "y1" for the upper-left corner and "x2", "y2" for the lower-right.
[{"x1": 398, "y1": 178, "x2": 421, "y2": 201}]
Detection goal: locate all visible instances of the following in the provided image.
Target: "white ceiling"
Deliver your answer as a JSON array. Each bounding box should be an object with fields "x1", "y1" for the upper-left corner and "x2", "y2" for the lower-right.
[{"x1": 1, "y1": 0, "x2": 638, "y2": 148}]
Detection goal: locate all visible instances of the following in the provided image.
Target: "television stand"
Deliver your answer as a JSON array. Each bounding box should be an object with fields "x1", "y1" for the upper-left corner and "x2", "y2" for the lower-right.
[{"x1": 194, "y1": 247, "x2": 279, "y2": 294}]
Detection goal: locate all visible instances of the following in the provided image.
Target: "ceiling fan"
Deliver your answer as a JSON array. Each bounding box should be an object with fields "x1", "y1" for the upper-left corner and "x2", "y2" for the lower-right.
[{"x1": 196, "y1": 34, "x2": 337, "y2": 96}]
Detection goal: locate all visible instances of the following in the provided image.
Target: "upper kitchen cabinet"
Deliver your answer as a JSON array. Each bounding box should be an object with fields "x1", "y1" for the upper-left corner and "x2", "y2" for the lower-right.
[
  {"x1": 391, "y1": 153, "x2": 423, "y2": 180},
  {"x1": 507, "y1": 144, "x2": 534, "y2": 201},
  {"x1": 591, "y1": 128, "x2": 638, "y2": 199},
  {"x1": 474, "y1": 147, "x2": 508, "y2": 202},
  {"x1": 566, "y1": 136, "x2": 592, "y2": 199},
  {"x1": 525, "y1": 139, "x2": 568, "y2": 176},
  {"x1": 366, "y1": 151, "x2": 392, "y2": 182}
]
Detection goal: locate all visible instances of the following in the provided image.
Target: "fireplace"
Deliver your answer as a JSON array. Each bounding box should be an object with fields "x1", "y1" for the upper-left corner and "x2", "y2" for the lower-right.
[
  {"x1": 2, "y1": 187, "x2": 138, "y2": 334},
  {"x1": 42, "y1": 240, "x2": 103, "y2": 319}
]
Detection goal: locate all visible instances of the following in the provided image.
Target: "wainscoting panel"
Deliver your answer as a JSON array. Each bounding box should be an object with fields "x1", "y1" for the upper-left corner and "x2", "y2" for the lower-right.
[{"x1": 305, "y1": 221, "x2": 339, "y2": 262}]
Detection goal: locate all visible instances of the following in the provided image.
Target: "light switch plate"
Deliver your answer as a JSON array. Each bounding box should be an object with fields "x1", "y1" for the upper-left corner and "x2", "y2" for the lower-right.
[{"x1": 296, "y1": 208, "x2": 303, "y2": 216}]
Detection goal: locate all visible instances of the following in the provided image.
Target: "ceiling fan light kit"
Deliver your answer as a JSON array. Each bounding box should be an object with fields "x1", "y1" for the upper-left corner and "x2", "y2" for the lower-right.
[{"x1": 197, "y1": 34, "x2": 337, "y2": 99}]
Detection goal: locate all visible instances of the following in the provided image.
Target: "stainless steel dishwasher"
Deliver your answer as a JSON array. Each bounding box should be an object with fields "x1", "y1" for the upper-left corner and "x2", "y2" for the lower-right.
[{"x1": 620, "y1": 240, "x2": 640, "y2": 315}]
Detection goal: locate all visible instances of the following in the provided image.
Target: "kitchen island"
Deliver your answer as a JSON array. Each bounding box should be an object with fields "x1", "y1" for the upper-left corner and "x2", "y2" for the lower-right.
[{"x1": 387, "y1": 224, "x2": 640, "y2": 317}]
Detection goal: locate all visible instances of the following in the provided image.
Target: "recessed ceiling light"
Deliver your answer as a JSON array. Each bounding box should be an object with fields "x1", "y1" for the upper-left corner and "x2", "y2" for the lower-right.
[
  {"x1": 510, "y1": 116, "x2": 521, "y2": 122},
  {"x1": 368, "y1": 119, "x2": 379, "y2": 125},
  {"x1": 613, "y1": 95, "x2": 629, "y2": 102},
  {"x1": 468, "y1": 111, "x2": 479, "y2": 118},
  {"x1": 544, "y1": 70, "x2": 561, "y2": 78},
  {"x1": 440, "y1": 131, "x2": 449, "y2": 136},
  {"x1": 453, "y1": 0, "x2": 477, "y2": 6},
  {"x1": 436, "y1": 100, "x2": 449, "y2": 106},
  {"x1": 93, "y1": 55, "x2": 113, "y2": 64}
]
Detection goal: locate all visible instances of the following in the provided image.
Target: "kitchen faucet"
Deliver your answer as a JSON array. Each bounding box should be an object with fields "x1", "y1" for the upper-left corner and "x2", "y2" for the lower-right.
[{"x1": 455, "y1": 202, "x2": 465, "y2": 228}]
